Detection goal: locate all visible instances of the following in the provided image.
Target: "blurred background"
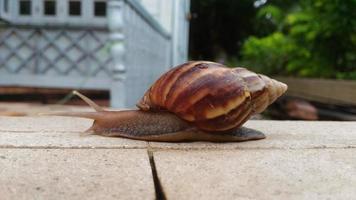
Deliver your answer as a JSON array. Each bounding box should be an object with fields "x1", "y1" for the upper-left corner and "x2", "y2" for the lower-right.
[{"x1": 0, "y1": 0, "x2": 355, "y2": 120}]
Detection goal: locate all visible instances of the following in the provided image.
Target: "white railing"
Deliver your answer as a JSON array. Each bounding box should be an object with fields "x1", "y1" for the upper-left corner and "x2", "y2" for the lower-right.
[{"x1": 0, "y1": 0, "x2": 176, "y2": 108}]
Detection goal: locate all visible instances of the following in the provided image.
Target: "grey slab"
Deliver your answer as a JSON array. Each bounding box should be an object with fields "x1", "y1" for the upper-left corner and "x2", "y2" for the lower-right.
[
  {"x1": 0, "y1": 149, "x2": 155, "y2": 200},
  {"x1": 149, "y1": 120, "x2": 356, "y2": 150},
  {"x1": 153, "y1": 149, "x2": 356, "y2": 200}
]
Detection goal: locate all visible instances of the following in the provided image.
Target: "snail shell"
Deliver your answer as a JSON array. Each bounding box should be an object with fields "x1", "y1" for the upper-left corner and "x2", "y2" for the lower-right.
[
  {"x1": 46, "y1": 61, "x2": 287, "y2": 142},
  {"x1": 137, "y1": 61, "x2": 287, "y2": 132}
]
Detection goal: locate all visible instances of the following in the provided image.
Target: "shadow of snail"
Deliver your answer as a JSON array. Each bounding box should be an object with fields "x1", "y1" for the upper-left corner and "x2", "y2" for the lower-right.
[{"x1": 46, "y1": 61, "x2": 287, "y2": 142}]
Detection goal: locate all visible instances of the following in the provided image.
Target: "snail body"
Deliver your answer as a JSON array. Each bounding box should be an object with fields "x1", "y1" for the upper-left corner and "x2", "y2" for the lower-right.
[{"x1": 51, "y1": 61, "x2": 287, "y2": 142}]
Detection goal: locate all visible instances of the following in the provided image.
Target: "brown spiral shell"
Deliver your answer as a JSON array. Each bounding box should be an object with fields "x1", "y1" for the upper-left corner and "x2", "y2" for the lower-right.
[{"x1": 137, "y1": 61, "x2": 287, "y2": 132}]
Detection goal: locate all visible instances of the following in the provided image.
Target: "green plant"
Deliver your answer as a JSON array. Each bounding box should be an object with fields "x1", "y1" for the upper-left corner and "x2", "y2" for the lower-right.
[{"x1": 242, "y1": 0, "x2": 356, "y2": 79}]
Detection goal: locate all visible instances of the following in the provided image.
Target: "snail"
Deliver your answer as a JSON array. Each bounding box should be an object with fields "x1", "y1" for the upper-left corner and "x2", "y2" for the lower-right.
[{"x1": 49, "y1": 61, "x2": 287, "y2": 142}]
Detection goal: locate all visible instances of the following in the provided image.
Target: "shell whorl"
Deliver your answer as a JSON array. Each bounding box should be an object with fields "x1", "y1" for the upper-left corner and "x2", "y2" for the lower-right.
[
  {"x1": 233, "y1": 68, "x2": 288, "y2": 114},
  {"x1": 137, "y1": 61, "x2": 287, "y2": 132}
]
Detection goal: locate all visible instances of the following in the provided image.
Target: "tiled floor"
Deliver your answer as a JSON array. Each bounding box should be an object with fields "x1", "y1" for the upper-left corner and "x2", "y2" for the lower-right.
[{"x1": 0, "y1": 103, "x2": 355, "y2": 199}]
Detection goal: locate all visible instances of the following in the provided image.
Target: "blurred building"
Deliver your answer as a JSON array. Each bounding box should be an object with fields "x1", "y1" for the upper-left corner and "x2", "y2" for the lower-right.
[{"x1": 0, "y1": 0, "x2": 190, "y2": 107}]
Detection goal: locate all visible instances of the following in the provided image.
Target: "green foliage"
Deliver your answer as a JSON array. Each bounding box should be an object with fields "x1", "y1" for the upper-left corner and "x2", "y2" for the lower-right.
[
  {"x1": 255, "y1": 5, "x2": 285, "y2": 33},
  {"x1": 241, "y1": 0, "x2": 356, "y2": 79},
  {"x1": 243, "y1": 32, "x2": 295, "y2": 74}
]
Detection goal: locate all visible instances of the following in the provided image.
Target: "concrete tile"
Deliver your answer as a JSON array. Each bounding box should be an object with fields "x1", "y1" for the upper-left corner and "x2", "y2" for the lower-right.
[
  {"x1": 0, "y1": 116, "x2": 92, "y2": 132},
  {"x1": 0, "y1": 116, "x2": 145, "y2": 149},
  {"x1": 0, "y1": 131, "x2": 147, "y2": 149},
  {"x1": 149, "y1": 120, "x2": 356, "y2": 150},
  {"x1": 0, "y1": 103, "x2": 92, "y2": 116},
  {"x1": 0, "y1": 149, "x2": 155, "y2": 200},
  {"x1": 153, "y1": 149, "x2": 356, "y2": 200}
]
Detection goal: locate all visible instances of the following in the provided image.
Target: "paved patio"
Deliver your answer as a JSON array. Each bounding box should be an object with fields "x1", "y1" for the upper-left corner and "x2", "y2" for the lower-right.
[{"x1": 0, "y1": 103, "x2": 355, "y2": 200}]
